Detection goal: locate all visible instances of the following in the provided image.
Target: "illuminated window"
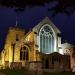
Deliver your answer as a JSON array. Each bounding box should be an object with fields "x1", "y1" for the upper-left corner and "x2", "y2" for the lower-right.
[
  {"x1": 20, "y1": 46, "x2": 28, "y2": 60},
  {"x1": 39, "y1": 25, "x2": 54, "y2": 54}
]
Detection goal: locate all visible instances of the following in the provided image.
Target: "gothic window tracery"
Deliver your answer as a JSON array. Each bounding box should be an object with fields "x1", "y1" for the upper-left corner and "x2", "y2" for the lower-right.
[
  {"x1": 39, "y1": 25, "x2": 54, "y2": 54},
  {"x1": 20, "y1": 46, "x2": 28, "y2": 60}
]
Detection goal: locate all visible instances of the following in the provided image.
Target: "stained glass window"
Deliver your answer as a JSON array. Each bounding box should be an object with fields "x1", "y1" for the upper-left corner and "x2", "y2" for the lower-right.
[{"x1": 39, "y1": 25, "x2": 54, "y2": 54}]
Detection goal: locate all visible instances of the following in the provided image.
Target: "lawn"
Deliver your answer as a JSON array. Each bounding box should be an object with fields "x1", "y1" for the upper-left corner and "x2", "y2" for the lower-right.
[
  {"x1": 0, "y1": 69, "x2": 32, "y2": 75},
  {"x1": 43, "y1": 72, "x2": 75, "y2": 75},
  {"x1": 0, "y1": 69, "x2": 75, "y2": 75}
]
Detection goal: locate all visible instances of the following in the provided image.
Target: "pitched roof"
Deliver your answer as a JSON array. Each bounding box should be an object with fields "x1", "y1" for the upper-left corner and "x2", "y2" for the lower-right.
[{"x1": 32, "y1": 17, "x2": 61, "y2": 34}]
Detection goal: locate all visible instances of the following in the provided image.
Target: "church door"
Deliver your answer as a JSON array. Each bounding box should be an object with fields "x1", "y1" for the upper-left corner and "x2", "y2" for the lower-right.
[{"x1": 45, "y1": 59, "x2": 49, "y2": 69}]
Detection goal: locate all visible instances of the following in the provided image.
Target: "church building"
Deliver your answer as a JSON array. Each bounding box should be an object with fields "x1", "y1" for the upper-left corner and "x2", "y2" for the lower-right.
[{"x1": 0, "y1": 17, "x2": 75, "y2": 72}]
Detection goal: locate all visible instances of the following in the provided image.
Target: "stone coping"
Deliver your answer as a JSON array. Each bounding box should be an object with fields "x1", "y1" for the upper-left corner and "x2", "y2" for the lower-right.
[{"x1": 29, "y1": 61, "x2": 42, "y2": 63}]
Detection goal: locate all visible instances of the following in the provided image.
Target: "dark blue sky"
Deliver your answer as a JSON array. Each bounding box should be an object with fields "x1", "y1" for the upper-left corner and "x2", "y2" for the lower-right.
[{"x1": 0, "y1": 4, "x2": 75, "y2": 50}]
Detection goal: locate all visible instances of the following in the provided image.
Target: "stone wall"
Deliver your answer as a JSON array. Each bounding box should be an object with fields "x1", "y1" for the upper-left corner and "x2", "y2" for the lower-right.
[
  {"x1": 28, "y1": 61, "x2": 42, "y2": 71},
  {"x1": 10, "y1": 62, "x2": 22, "y2": 69},
  {"x1": 41, "y1": 52, "x2": 71, "y2": 72}
]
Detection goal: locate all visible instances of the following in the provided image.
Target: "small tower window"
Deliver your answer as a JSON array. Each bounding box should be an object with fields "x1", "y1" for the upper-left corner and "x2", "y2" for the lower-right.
[{"x1": 16, "y1": 34, "x2": 19, "y2": 41}]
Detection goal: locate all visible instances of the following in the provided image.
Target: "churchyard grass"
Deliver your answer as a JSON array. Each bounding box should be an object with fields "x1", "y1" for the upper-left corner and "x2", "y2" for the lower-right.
[{"x1": 0, "y1": 69, "x2": 75, "y2": 75}]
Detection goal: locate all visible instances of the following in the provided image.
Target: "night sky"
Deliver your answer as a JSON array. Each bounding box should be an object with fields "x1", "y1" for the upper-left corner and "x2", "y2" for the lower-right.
[{"x1": 0, "y1": 4, "x2": 75, "y2": 50}]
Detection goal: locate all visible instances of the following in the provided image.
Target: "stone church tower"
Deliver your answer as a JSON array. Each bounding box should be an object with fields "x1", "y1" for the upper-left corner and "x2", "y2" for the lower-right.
[{"x1": 1, "y1": 27, "x2": 25, "y2": 68}]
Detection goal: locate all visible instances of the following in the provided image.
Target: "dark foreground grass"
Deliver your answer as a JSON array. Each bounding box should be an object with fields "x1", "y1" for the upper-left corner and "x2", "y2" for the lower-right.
[
  {"x1": 0, "y1": 69, "x2": 75, "y2": 75},
  {"x1": 43, "y1": 72, "x2": 75, "y2": 75},
  {"x1": 0, "y1": 69, "x2": 32, "y2": 75}
]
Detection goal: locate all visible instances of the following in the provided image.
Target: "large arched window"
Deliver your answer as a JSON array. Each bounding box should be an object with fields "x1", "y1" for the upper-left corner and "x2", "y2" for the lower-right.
[
  {"x1": 20, "y1": 46, "x2": 29, "y2": 60},
  {"x1": 39, "y1": 25, "x2": 54, "y2": 54}
]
